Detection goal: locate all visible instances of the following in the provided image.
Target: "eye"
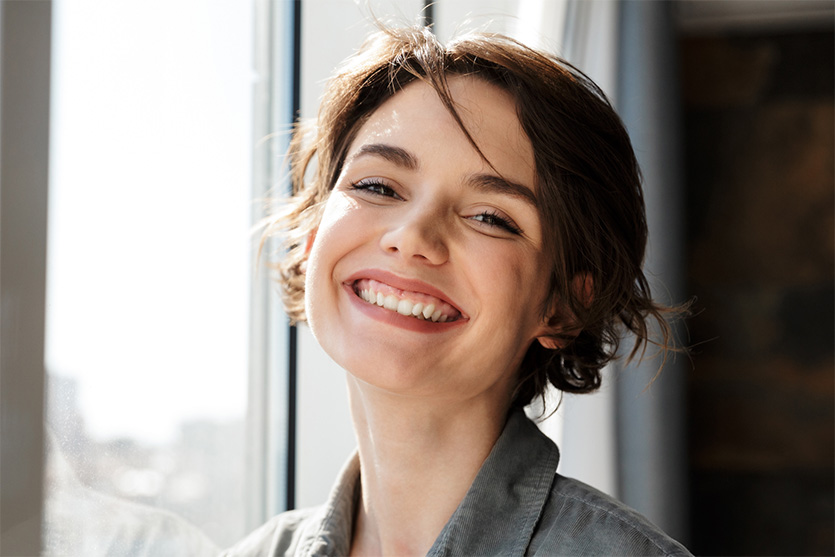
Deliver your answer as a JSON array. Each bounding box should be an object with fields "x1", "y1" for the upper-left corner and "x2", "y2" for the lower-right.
[
  {"x1": 469, "y1": 210, "x2": 522, "y2": 235},
  {"x1": 349, "y1": 179, "x2": 401, "y2": 200}
]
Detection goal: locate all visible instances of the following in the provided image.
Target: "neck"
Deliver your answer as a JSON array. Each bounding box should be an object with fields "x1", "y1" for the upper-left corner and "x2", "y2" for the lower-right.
[{"x1": 347, "y1": 377, "x2": 510, "y2": 557}]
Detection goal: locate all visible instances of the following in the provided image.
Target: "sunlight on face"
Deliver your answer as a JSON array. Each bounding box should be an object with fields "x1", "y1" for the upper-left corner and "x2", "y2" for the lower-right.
[{"x1": 305, "y1": 76, "x2": 552, "y2": 409}]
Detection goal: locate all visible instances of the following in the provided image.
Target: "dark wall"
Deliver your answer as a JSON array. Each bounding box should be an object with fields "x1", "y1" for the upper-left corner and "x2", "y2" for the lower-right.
[{"x1": 681, "y1": 30, "x2": 834, "y2": 555}]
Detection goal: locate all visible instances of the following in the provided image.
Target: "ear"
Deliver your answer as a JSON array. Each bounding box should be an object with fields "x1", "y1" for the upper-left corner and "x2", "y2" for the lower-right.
[
  {"x1": 304, "y1": 230, "x2": 317, "y2": 256},
  {"x1": 537, "y1": 335, "x2": 564, "y2": 350},
  {"x1": 535, "y1": 274, "x2": 594, "y2": 350},
  {"x1": 535, "y1": 313, "x2": 576, "y2": 350},
  {"x1": 299, "y1": 230, "x2": 317, "y2": 274}
]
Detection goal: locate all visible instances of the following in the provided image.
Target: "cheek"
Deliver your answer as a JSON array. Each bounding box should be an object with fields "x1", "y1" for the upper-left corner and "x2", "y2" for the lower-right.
[
  {"x1": 323, "y1": 193, "x2": 367, "y2": 237},
  {"x1": 471, "y1": 245, "x2": 538, "y2": 296},
  {"x1": 303, "y1": 196, "x2": 364, "y2": 324},
  {"x1": 305, "y1": 195, "x2": 357, "y2": 273},
  {"x1": 477, "y1": 247, "x2": 548, "y2": 328}
]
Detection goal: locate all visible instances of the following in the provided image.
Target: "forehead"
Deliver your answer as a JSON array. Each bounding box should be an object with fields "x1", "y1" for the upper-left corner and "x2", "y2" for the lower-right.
[{"x1": 344, "y1": 76, "x2": 537, "y2": 192}]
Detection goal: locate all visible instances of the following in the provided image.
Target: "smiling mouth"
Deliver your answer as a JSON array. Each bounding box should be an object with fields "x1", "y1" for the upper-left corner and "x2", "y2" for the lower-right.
[{"x1": 351, "y1": 278, "x2": 463, "y2": 323}]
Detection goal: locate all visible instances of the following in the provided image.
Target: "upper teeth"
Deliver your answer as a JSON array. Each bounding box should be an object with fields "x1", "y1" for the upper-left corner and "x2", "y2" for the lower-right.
[{"x1": 359, "y1": 289, "x2": 448, "y2": 323}]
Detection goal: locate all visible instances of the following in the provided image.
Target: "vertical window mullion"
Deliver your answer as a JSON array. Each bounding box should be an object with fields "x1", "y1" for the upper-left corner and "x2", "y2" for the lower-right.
[
  {"x1": 285, "y1": 0, "x2": 302, "y2": 513},
  {"x1": 249, "y1": 0, "x2": 301, "y2": 523},
  {"x1": 248, "y1": 0, "x2": 272, "y2": 530},
  {"x1": 423, "y1": 0, "x2": 434, "y2": 27}
]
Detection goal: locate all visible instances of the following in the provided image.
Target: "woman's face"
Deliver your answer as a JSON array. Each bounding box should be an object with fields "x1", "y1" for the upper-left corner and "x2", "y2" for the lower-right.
[{"x1": 304, "y1": 76, "x2": 553, "y2": 407}]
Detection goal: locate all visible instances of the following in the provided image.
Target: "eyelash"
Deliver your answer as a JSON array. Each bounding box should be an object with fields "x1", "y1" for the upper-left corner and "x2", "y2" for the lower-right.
[
  {"x1": 470, "y1": 210, "x2": 522, "y2": 235},
  {"x1": 349, "y1": 179, "x2": 399, "y2": 199},
  {"x1": 349, "y1": 179, "x2": 522, "y2": 236}
]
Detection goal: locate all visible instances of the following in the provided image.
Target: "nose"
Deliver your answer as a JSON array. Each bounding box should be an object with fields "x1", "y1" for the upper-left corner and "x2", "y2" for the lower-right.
[{"x1": 380, "y1": 204, "x2": 449, "y2": 265}]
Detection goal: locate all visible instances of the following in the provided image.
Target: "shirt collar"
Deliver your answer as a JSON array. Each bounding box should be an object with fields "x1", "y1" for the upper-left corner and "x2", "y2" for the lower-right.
[
  {"x1": 301, "y1": 453, "x2": 360, "y2": 557},
  {"x1": 427, "y1": 409, "x2": 561, "y2": 556},
  {"x1": 304, "y1": 409, "x2": 560, "y2": 557}
]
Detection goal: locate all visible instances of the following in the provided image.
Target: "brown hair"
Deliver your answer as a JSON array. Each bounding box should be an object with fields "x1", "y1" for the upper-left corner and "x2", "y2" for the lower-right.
[{"x1": 265, "y1": 26, "x2": 682, "y2": 407}]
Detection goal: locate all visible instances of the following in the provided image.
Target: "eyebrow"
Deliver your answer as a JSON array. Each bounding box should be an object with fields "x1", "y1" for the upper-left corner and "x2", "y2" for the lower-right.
[
  {"x1": 467, "y1": 174, "x2": 537, "y2": 207},
  {"x1": 348, "y1": 142, "x2": 537, "y2": 206},
  {"x1": 349, "y1": 143, "x2": 418, "y2": 170}
]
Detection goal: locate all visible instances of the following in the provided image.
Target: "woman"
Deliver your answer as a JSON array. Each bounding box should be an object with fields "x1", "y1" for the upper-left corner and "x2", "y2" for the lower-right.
[{"x1": 226, "y1": 26, "x2": 690, "y2": 556}]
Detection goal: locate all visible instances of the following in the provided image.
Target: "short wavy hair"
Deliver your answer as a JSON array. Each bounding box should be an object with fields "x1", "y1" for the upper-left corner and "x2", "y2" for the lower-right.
[{"x1": 265, "y1": 26, "x2": 681, "y2": 408}]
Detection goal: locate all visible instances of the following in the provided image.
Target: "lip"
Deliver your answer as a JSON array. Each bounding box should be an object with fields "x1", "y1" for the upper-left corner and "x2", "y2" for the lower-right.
[{"x1": 343, "y1": 269, "x2": 467, "y2": 317}]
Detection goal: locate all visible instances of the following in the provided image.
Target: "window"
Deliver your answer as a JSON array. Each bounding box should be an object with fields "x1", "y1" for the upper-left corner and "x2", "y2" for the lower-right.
[{"x1": 43, "y1": 0, "x2": 256, "y2": 552}]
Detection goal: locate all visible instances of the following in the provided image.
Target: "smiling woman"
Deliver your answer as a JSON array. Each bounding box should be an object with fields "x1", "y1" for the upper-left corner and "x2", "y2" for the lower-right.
[{"x1": 225, "y1": 26, "x2": 691, "y2": 556}]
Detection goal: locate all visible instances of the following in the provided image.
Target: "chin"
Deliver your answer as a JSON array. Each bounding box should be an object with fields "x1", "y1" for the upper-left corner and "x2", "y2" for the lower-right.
[{"x1": 334, "y1": 346, "x2": 442, "y2": 396}]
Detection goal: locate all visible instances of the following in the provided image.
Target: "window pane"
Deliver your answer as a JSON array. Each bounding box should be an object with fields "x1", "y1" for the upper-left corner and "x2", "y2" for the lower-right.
[{"x1": 44, "y1": 0, "x2": 253, "y2": 553}]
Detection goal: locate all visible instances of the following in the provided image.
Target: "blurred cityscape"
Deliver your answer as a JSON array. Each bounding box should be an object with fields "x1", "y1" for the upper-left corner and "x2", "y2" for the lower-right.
[{"x1": 45, "y1": 374, "x2": 247, "y2": 550}]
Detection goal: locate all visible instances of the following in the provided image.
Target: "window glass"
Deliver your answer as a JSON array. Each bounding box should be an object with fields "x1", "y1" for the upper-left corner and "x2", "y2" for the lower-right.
[{"x1": 44, "y1": 0, "x2": 253, "y2": 553}]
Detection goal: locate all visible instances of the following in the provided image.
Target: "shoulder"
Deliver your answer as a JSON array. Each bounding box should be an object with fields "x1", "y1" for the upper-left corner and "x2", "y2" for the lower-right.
[
  {"x1": 220, "y1": 507, "x2": 320, "y2": 557},
  {"x1": 529, "y1": 474, "x2": 692, "y2": 556},
  {"x1": 223, "y1": 453, "x2": 360, "y2": 557}
]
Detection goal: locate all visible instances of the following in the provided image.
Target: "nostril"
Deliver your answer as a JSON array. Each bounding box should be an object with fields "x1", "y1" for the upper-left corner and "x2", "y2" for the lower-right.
[{"x1": 380, "y1": 219, "x2": 449, "y2": 265}]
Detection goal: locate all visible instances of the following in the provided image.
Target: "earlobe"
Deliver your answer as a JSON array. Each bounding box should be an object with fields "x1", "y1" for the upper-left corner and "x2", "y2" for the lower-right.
[
  {"x1": 537, "y1": 336, "x2": 563, "y2": 350},
  {"x1": 535, "y1": 273, "x2": 594, "y2": 351},
  {"x1": 534, "y1": 314, "x2": 571, "y2": 351}
]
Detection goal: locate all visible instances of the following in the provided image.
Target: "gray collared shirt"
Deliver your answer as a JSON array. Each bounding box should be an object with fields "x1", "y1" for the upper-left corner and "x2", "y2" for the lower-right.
[{"x1": 223, "y1": 410, "x2": 691, "y2": 556}]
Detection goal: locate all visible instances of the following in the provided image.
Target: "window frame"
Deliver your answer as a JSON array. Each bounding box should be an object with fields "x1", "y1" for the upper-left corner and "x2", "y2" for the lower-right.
[{"x1": 0, "y1": 2, "x2": 52, "y2": 554}]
